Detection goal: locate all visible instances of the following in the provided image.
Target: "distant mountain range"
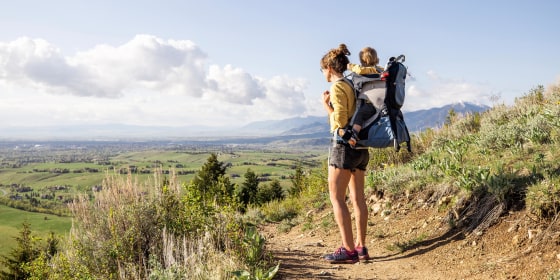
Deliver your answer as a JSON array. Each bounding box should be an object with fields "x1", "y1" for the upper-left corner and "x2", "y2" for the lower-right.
[
  {"x1": 0, "y1": 102, "x2": 489, "y2": 143},
  {"x1": 400, "y1": 101, "x2": 490, "y2": 133},
  {"x1": 247, "y1": 101, "x2": 490, "y2": 136}
]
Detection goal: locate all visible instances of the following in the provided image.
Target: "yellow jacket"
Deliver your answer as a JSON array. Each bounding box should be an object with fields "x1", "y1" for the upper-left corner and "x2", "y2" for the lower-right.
[
  {"x1": 329, "y1": 79, "x2": 355, "y2": 133},
  {"x1": 348, "y1": 64, "x2": 384, "y2": 75}
]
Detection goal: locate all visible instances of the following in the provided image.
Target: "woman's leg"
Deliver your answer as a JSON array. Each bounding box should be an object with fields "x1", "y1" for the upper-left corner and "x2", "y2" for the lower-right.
[
  {"x1": 348, "y1": 169, "x2": 367, "y2": 247},
  {"x1": 328, "y1": 165, "x2": 355, "y2": 251}
]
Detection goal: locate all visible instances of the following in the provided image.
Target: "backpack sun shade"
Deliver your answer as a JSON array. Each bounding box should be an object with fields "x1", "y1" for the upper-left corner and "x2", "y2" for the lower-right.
[{"x1": 347, "y1": 55, "x2": 412, "y2": 152}]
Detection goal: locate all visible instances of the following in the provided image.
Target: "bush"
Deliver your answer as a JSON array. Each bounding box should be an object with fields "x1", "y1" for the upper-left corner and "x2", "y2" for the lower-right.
[
  {"x1": 526, "y1": 178, "x2": 560, "y2": 220},
  {"x1": 25, "y1": 157, "x2": 274, "y2": 279}
]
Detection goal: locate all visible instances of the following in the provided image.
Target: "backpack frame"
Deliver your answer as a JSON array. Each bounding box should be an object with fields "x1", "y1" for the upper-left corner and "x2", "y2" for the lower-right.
[{"x1": 346, "y1": 55, "x2": 412, "y2": 152}]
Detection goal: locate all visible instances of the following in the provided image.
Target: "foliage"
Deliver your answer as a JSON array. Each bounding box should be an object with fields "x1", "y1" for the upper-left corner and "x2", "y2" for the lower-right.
[
  {"x1": 0, "y1": 222, "x2": 60, "y2": 280},
  {"x1": 288, "y1": 161, "x2": 306, "y2": 197},
  {"x1": 190, "y1": 152, "x2": 235, "y2": 207},
  {"x1": 261, "y1": 197, "x2": 300, "y2": 223},
  {"x1": 231, "y1": 227, "x2": 279, "y2": 280},
  {"x1": 18, "y1": 153, "x2": 281, "y2": 279},
  {"x1": 237, "y1": 168, "x2": 260, "y2": 209},
  {"x1": 526, "y1": 178, "x2": 560, "y2": 220},
  {"x1": 0, "y1": 221, "x2": 39, "y2": 280},
  {"x1": 231, "y1": 263, "x2": 280, "y2": 280},
  {"x1": 256, "y1": 179, "x2": 285, "y2": 206},
  {"x1": 361, "y1": 83, "x2": 560, "y2": 227}
]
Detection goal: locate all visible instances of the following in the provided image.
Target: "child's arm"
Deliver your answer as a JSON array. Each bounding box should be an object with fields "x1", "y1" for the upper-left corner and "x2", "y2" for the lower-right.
[
  {"x1": 347, "y1": 63, "x2": 364, "y2": 74},
  {"x1": 347, "y1": 63, "x2": 379, "y2": 75}
]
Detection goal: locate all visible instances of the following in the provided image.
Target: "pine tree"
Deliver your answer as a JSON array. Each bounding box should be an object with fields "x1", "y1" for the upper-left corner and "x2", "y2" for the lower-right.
[
  {"x1": 0, "y1": 222, "x2": 40, "y2": 280},
  {"x1": 256, "y1": 179, "x2": 285, "y2": 205},
  {"x1": 269, "y1": 179, "x2": 285, "y2": 201},
  {"x1": 289, "y1": 162, "x2": 306, "y2": 197},
  {"x1": 191, "y1": 153, "x2": 229, "y2": 203},
  {"x1": 237, "y1": 168, "x2": 259, "y2": 208}
]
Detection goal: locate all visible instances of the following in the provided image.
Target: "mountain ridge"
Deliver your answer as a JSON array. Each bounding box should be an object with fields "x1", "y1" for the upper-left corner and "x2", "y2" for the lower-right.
[
  {"x1": 279, "y1": 102, "x2": 490, "y2": 136},
  {"x1": 0, "y1": 102, "x2": 489, "y2": 141}
]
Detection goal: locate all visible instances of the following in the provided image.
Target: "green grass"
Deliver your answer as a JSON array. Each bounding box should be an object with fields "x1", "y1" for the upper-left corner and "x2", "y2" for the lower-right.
[
  {"x1": 0, "y1": 148, "x2": 325, "y2": 257},
  {"x1": 0, "y1": 204, "x2": 72, "y2": 256}
]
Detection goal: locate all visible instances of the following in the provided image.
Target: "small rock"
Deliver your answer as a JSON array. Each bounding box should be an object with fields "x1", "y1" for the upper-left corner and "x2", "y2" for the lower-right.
[
  {"x1": 371, "y1": 202, "x2": 382, "y2": 215},
  {"x1": 369, "y1": 191, "x2": 383, "y2": 203},
  {"x1": 507, "y1": 223, "x2": 519, "y2": 233},
  {"x1": 512, "y1": 235, "x2": 520, "y2": 245},
  {"x1": 306, "y1": 210, "x2": 315, "y2": 217},
  {"x1": 438, "y1": 195, "x2": 452, "y2": 205},
  {"x1": 303, "y1": 242, "x2": 324, "y2": 247},
  {"x1": 381, "y1": 209, "x2": 391, "y2": 217},
  {"x1": 528, "y1": 229, "x2": 540, "y2": 239}
]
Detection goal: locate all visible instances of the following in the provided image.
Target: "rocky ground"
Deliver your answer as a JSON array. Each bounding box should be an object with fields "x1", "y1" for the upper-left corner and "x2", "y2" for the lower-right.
[{"x1": 262, "y1": 192, "x2": 560, "y2": 279}]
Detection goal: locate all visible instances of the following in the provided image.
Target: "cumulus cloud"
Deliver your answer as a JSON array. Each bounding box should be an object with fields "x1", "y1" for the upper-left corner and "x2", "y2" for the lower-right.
[
  {"x1": 0, "y1": 35, "x2": 311, "y2": 127},
  {"x1": 205, "y1": 64, "x2": 265, "y2": 104},
  {"x1": 0, "y1": 35, "x2": 209, "y2": 98}
]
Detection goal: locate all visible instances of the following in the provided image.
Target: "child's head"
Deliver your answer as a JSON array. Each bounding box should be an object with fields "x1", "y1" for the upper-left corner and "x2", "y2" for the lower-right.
[
  {"x1": 359, "y1": 47, "x2": 379, "y2": 67},
  {"x1": 320, "y1": 44, "x2": 351, "y2": 74}
]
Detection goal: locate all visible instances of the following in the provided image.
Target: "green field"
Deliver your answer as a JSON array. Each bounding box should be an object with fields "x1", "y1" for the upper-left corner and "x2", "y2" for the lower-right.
[
  {"x1": 0, "y1": 149, "x2": 326, "y2": 190},
  {"x1": 0, "y1": 145, "x2": 327, "y2": 257},
  {"x1": 0, "y1": 204, "x2": 72, "y2": 256}
]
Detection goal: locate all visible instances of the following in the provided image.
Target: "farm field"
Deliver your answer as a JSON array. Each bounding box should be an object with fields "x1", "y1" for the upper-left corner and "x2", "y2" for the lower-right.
[
  {"x1": 0, "y1": 143, "x2": 326, "y2": 189},
  {"x1": 0, "y1": 141, "x2": 327, "y2": 257}
]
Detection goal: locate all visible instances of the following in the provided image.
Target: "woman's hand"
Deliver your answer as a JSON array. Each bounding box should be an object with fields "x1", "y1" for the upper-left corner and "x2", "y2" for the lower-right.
[
  {"x1": 322, "y1": 90, "x2": 333, "y2": 114},
  {"x1": 322, "y1": 90, "x2": 330, "y2": 104}
]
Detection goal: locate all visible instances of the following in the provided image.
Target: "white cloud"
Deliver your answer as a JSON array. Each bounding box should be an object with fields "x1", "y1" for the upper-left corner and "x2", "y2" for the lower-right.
[
  {"x1": 0, "y1": 35, "x2": 312, "y2": 128},
  {"x1": 205, "y1": 64, "x2": 265, "y2": 104}
]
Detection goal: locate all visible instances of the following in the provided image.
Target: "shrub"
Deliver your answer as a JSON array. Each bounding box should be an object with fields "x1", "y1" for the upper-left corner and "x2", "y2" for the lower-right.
[
  {"x1": 24, "y1": 154, "x2": 276, "y2": 280},
  {"x1": 526, "y1": 178, "x2": 560, "y2": 220}
]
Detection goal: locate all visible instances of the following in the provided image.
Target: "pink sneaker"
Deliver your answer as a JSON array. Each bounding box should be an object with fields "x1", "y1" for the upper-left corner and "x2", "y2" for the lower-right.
[
  {"x1": 356, "y1": 246, "x2": 370, "y2": 261},
  {"x1": 323, "y1": 247, "x2": 359, "y2": 264}
]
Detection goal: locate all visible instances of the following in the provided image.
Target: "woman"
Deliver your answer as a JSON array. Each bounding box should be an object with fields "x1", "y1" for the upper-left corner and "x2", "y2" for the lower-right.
[{"x1": 320, "y1": 44, "x2": 370, "y2": 264}]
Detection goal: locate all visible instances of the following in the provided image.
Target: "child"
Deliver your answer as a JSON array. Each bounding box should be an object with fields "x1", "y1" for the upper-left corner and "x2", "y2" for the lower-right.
[
  {"x1": 346, "y1": 47, "x2": 384, "y2": 147},
  {"x1": 347, "y1": 46, "x2": 384, "y2": 75}
]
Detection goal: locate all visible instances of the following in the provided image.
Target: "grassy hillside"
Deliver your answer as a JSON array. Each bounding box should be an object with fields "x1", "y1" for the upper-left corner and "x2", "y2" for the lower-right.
[
  {"x1": 0, "y1": 204, "x2": 71, "y2": 257},
  {"x1": 254, "y1": 84, "x2": 560, "y2": 278}
]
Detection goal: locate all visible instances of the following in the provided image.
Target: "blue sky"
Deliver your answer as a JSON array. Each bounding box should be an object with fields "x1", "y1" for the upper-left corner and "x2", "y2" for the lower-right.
[{"x1": 0, "y1": 0, "x2": 559, "y2": 133}]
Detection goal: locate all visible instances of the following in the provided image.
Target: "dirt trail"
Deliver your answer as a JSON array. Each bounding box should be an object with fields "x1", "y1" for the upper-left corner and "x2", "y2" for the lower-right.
[{"x1": 263, "y1": 200, "x2": 559, "y2": 280}]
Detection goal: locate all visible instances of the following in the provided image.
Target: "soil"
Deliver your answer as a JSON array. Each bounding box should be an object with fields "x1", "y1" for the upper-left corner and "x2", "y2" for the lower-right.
[{"x1": 263, "y1": 193, "x2": 560, "y2": 280}]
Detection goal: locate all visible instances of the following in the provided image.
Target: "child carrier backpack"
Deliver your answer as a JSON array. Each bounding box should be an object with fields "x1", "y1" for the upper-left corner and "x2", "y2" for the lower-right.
[{"x1": 343, "y1": 55, "x2": 412, "y2": 152}]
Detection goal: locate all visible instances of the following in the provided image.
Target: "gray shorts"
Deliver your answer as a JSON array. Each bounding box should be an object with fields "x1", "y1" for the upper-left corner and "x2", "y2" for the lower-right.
[{"x1": 329, "y1": 142, "x2": 369, "y2": 171}]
